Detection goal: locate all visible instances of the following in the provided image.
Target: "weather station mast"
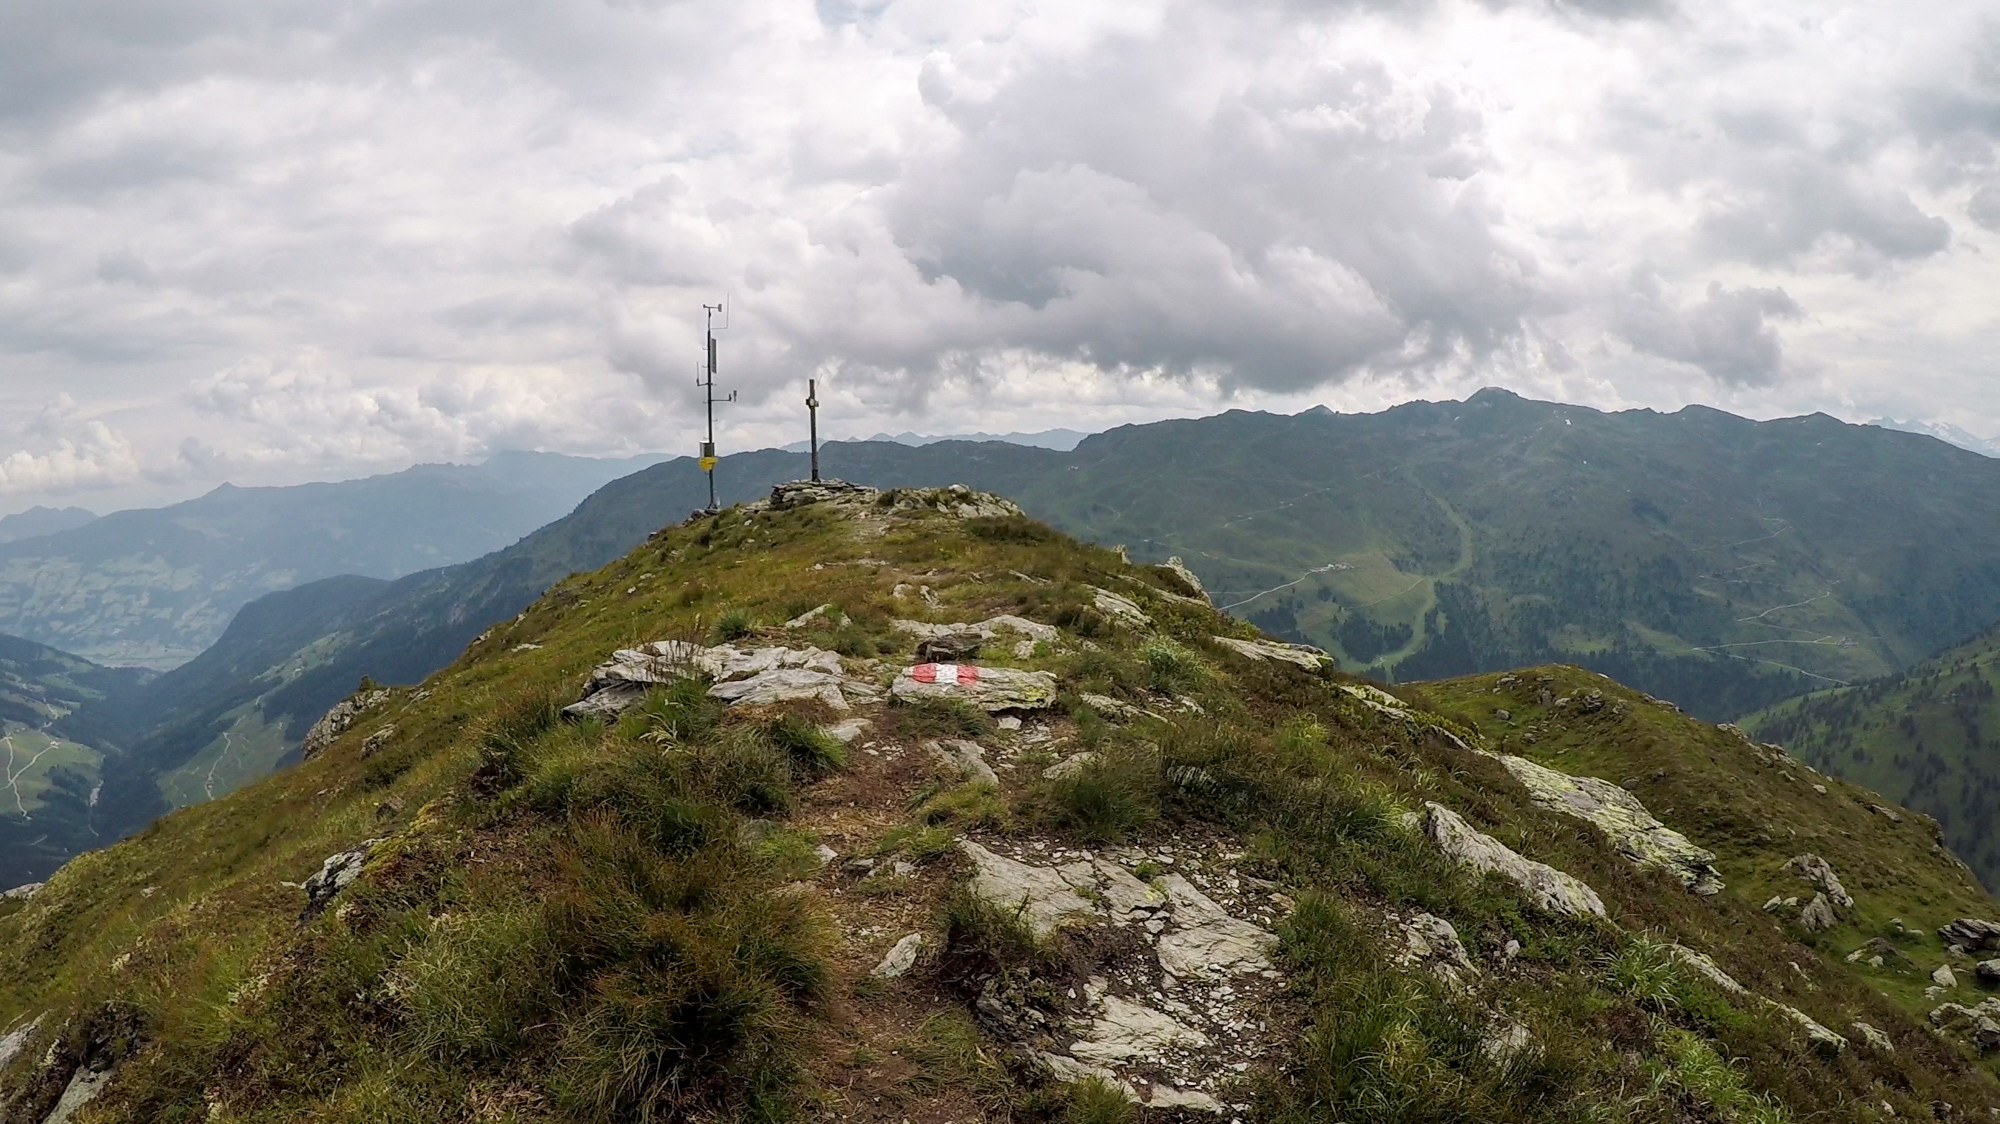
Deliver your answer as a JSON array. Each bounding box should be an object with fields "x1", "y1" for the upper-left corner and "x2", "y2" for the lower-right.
[{"x1": 697, "y1": 301, "x2": 734, "y2": 512}]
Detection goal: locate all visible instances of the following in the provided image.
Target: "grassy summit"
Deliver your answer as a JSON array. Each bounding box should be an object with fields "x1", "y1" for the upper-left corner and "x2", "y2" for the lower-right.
[{"x1": 2, "y1": 483, "x2": 1998, "y2": 1122}]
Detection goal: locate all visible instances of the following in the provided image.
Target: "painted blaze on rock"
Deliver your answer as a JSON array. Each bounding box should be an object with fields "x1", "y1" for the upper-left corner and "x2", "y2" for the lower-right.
[{"x1": 890, "y1": 663, "x2": 1057, "y2": 711}]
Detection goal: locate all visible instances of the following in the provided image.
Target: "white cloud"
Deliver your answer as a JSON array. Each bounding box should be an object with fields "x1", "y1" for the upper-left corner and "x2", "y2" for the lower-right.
[
  {"x1": 0, "y1": 0, "x2": 1993, "y2": 512},
  {"x1": 0, "y1": 397, "x2": 142, "y2": 495}
]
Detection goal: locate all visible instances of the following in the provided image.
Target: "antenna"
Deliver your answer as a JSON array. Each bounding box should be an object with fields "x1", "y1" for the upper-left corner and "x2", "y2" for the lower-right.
[
  {"x1": 696, "y1": 301, "x2": 735, "y2": 512},
  {"x1": 806, "y1": 378, "x2": 820, "y2": 482}
]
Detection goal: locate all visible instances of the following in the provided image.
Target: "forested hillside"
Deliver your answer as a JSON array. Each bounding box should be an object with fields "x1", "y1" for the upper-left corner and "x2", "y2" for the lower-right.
[{"x1": 1749, "y1": 625, "x2": 2000, "y2": 888}]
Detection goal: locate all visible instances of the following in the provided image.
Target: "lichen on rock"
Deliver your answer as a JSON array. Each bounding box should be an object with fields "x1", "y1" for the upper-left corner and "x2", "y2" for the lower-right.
[
  {"x1": 1489, "y1": 753, "x2": 1724, "y2": 895},
  {"x1": 1421, "y1": 802, "x2": 1606, "y2": 918}
]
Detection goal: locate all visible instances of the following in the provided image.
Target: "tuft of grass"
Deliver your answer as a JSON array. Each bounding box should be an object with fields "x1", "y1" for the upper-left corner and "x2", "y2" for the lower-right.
[
  {"x1": 714, "y1": 608, "x2": 756, "y2": 641},
  {"x1": 1601, "y1": 937, "x2": 1686, "y2": 1013},
  {"x1": 1040, "y1": 745, "x2": 1159, "y2": 844},
  {"x1": 395, "y1": 909, "x2": 554, "y2": 1064},
  {"x1": 760, "y1": 713, "x2": 847, "y2": 778},
  {"x1": 1139, "y1": 638, "x2": 1206, "y2": 695},
  {"x1": 940, "y1": 884, "x2": 1055, "y2": 974},
  {"x1": 1656, "y1": 1026, "x2": 1790, "y2": 1124},
  {"x1": 632, "y1": 676, "x2": 724, "y2": 747},
  {"x1": 1064, "y1": 1077, "x2": 1136, "y2": 1124},
  {"x1": 886, "y1": 697, "x2": 995, "y2": 740}
]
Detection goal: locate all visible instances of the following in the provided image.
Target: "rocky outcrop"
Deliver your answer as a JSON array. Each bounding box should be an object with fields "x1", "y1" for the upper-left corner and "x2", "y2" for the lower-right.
[
  {"x1": 1781, "y1": 854, "x2": 1853, "y2": 909},
  {"x1": 0, "y1": 1016, "x2": 40, "y2": 1070},
  {"x1": 890, "y1": 664, "x2": 1058, "y2": 711},
  {"x1": 1770, "y1": 1003, "x2": 1846, "y2": 1051},
  {"x1": 299, "y1": 839, "x2": 383, "y2": 923},
  {"x1": 1420, "y1": 802, "x2": 1606, "y2": 918},
  {"x1": 44, "y1": 1066, "x2": 114, "y2": 1124},
  {"x1": 892, "y1": 615, "x2": 1058, "y2": 645},
  {"x1": 1797, "y1": 894, "x2": 1839, "y2": 933},
  {"x1": 1939, "y1": 918, "x2": 2000, "y2": 953},
  {"x1": 1850, "y1": 1022, "x2": 1893, "y2": 1052},
  {"x1": 932, "y1": 739, "x2": 999, "y2": 786},
  {"x1": 1667, "y1": 945, "x2": 1747, "y2": 995},
  {"x1": 1930, "y1": 998, "x2": 2000, "y2": 1053},
  {"x1": 300, "y1": 687, "x2": 390, "y2": 761},
  {"x1": 872, "y1": 933, "x2": 923, "y2": 979},
  {"x1": 1209, "y1": 636, "x2": 1332, "y2": 670},
  {"x1": 1154, "y1": 558, "x2": 1209, "y2": 603},
  {"x1": 1090, "y1": 587, "x2": 1152, "y2": 629},
  {"x1": 1490, "y1": 754, "x2": 1724, "y2": 895},
  {"x1": 959, "y1": 841, "x2": 1100, "y2": 938},
  {"x1": 957, "y1": 839, "x2": 1285, "y2": 1113},
  {"x1": 1337, "y1": 683, "x2": 1413, "y2": 718},
  {"x1": 565, "y1": 641, "x2": 880, "y2": 717},
  {"x1": 2, "y1": 882, "x2": 43, "y2": 902},
  {"x1": 1396, "y1": 913, "x2": 1476, "y2": 988}
]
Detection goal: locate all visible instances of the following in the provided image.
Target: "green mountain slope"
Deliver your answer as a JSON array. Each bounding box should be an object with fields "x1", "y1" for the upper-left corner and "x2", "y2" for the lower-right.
[
  {"x1": 0, "y1": 635, "x2": 153, "y2": 888},
  {"x1": 0, "y1": 451, "x2": 663, "y2": 669},
  {"x1": 58, "y1": 392, "x2": 2000, "y2": 884},
  {"x1": 4, "y1": 484, "x2": 2000, "y2": 1122},
  {"x1": 1003, "y1": 391, "x2": 2000, "y2": 719},
  {"x1": 1746, "y1": 625, "x2": 2000, "y2": 888}
]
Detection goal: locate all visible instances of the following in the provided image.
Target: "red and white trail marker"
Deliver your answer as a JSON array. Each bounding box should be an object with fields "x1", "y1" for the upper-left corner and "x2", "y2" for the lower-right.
[{"x1": 909, "y1": 663, "x2": 980, "y2": 686}]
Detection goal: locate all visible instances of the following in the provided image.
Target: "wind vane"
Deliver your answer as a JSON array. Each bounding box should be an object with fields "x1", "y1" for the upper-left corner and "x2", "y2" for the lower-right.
[{"x1": 697, "y1": 301, "x2": 734, "y2": 512}]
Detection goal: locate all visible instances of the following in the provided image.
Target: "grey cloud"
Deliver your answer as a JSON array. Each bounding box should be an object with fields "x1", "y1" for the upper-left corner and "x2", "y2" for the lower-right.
[
  {"x1": 1971, "y1": 183, "x2": 2000, "y2": 231},
  {"x1": 1617, "y1": 278, "x2": 1803, "y2": 386}
]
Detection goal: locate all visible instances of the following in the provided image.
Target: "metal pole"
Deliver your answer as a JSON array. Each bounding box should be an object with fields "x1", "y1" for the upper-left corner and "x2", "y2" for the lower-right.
[
  {"x1": 701, "y1": 303, "x2": 722, "y2": 511},
  {"x1": 807, "y1": 378, "x2": 820, "y2": 482}
]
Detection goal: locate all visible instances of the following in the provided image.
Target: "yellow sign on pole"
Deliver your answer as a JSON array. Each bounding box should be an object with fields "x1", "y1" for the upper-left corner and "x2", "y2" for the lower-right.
[{"x1": 698, "y1": 456, "x2": 718, "y2": 472}]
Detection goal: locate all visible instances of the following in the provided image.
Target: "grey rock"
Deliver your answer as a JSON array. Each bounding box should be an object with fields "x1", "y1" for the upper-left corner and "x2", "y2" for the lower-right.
[
  {"x1": 359, "y1": 725, "x2": 396, "y2": 759},
  {"x1": 1090, "y1": 587, "x2": 1152, "y2": 628},
  {"x1": 1078, "y1": 693, "x2": 1143, "y2": 719},
  {"x1": 1482, "y1": 1017, "x2": 1534, "y2": 1062},
  {"x1": 1936, "y1": 964, "x2": 1960, "y2": 989},
  {"x1": 1667, "y1": 945, "x2": 1748, "y2": 995},
  {"x1": 2, "y1": 882, "x2": 43, "y2": 902},
  {"x1": 1397, "y1": 912, "x2": 1476, "y2": 987},
  {"x1": 708, "y1": 667, "x2": 858, "y2": 710},
  {"x1": 1940, "y1": 918, "x2": 2000, "y2": 952},
  {"x1": 299, "y1": 839, "x2": 384, "y2": 922},
  {"x1": 44, "y1": 1066, "x2": 114, "y2": 1124},
  {"x1": 890, "y1": 664, "x2": 1058, "y2": 711},
  {"x1": 824, "y1": 718, "x2": 871, "y2": 744},
  {"x1": 1337, "y1": 683, "x2": 1413, "y2": 718},
  {"x1": 1146, "y1": 1084, "x2": 1224, "y2": 1113},
  {"x1": 1154, "y1": 874, "x2": 1278, "y2": 980},
  {"x1": 1421, "y1": 802, "x2": 1605, "y2": 918},
  {"x1": 871, "y1": 933, "x2": 924, "y2": 979},
  {"x1": 1782, "y1": 853, "x2": 1854, "y2": 910},
  {"x1": 301, "y1": 688, "x2": 390, "y2": 760},
  {"x1": 1798, "y1": 893, "x2": 1839, "y2": 933},
  {"x1": 1042, "y1": 753, "x2": 1099, "y2": 781},
  {"x1": 1492, "y1": 753, "x2": 1723, "y2": 894},
  {"x1": 1769, "y1": 1002, "x2": 1846, "y2": 1051},
  {"x1": 959, "y1": 841, "x2": 1096, "y2": 938},
  {"x1": 1092, "y1": 860, "x2": 1166, "y2": 916},
  {"x1": 1153, "y1": 557, "x2": 1209, "y2": 603},
  {"x1": 1069, "y1": 994, "x2": 1212, "y2": 1064},
  {"x1": 916, "y1": 632, "x2": 984, "y2": 662},
  {"x1": 783, "y1": 603, "x2": 846, "y2": 629},
  {"x1": 0, "y1": 1016, "x2": 40, "y2": 1070},
  {"x1": 892, "y1": 614, "x2": 1058, "y2": 644},
  {"x1": 1210, "y1": 635, "x2": 1332, "y2": 670},
  {"x1": 932, "y1": 739, "x2": 999, "y2": 786},
  {"x1": 1977, "y1": 959, "x2": 2000, "y2": 984},
  {"x1": 1851, "y1": 1022, "x2": 1894, "y2": 1052}
]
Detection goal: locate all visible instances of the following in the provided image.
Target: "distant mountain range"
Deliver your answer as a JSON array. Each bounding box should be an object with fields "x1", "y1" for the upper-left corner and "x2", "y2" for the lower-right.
[
  {"x1": 1869, "y1": 417, "x2": 2000, "y2": 457},
  {"x1": 0, "y1": 506, "x2": 97, "y2": 543},
  {"x1": 12, "y1": 391, "x2": 2000, "y2": 887},
  {"x1": 0, "y1": 450, "x2": 665, "y2": 669},
  {"x1": 781, "y1": 427, "x2": 1088, "y2": 453}
]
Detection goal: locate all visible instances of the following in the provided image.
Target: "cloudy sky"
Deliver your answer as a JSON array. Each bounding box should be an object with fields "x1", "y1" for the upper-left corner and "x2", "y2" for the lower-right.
[{"x1": 2, "y1": 0, "x2": 1997, "y2": 513}]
